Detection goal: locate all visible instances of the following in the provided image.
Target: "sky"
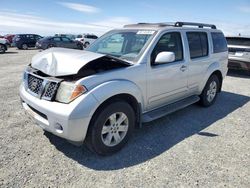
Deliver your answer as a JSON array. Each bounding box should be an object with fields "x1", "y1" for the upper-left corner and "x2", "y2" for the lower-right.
[{"x1": 0, "y1": 0, "x2": 250, "y2": 36}]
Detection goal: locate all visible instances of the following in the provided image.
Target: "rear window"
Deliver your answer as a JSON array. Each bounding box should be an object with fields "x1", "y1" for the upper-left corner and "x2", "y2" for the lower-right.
[
  {"x1": 226, "y1": 37, "x2": 250, "y2": 46},
  {"x1": 211, "y1": 33, "x2": 228, "y2": 53},
  {"x1": 187, "y1": 32, "x2": 208, "y2": 59}
]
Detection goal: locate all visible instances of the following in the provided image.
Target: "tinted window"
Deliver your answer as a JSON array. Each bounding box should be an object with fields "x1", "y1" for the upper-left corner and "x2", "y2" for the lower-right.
[
  {"x1": 151, "y1": 32, "x2": 183, "y2": 64},
  {"x1": 61, "y1": 37, "x2": 71, "y2": 42},
  {"x1": 211, "y1": 33, "x2": 227, "y2": 53},
  {"x1": 187, "y1": 32, "x2": 208, "y2": 59},
  {"x1": 53, "y1": 37, "x2": 61, "y2": 41},
  {"x1": 77, "y1": 35, "x2": 82, "y2": 38},
  {"x1": 89, "y1": 35, "x2": 98, "y2": 39},
  {"x1": 226, "y1": 37, "x2": 250, "y2": 46}
]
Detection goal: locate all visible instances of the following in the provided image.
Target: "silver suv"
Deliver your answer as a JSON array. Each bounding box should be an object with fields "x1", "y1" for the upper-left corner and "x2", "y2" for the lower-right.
[{"x1": 20, "y1": 22, "x2": 228, "y2": 155}]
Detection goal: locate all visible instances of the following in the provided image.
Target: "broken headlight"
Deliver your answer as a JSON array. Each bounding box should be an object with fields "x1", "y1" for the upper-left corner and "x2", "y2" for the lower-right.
[{"x1": 55, "y1": 82, "x2": 87, "y2": 103}]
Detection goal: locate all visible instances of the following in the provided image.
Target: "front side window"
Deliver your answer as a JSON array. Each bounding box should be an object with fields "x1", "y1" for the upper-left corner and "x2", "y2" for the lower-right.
[
  {"x1": 212, "y1": 33, "x2": 228, "y2": 53},
  {"x1": 151, "y1": 32, "x2": 183, "y2": 64},
  {"x1": 53, "y1": 37, "x2": 61, "y2": 41},
  {"x1": 87, "y1": 30, "x2": 155, "y2": 62},
  {"x1": 187, "y1": 32, "x2": 208, "y2": 59}
]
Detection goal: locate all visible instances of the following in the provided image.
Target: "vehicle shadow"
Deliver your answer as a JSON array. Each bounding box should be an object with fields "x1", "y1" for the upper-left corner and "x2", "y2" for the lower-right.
[
  {"x1": 44, "y1": 91, "x2": 250, "y2": 171},
  {"x1": 227, "y1": 69, "x2": 250, "y2": 78},
  {"x1": 2, "y1": 52, "x2": 18, "y2": 54}
]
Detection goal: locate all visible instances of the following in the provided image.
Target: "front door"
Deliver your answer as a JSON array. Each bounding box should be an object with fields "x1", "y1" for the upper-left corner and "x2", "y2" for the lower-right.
[{"x1": 147, "y1": 32, "x2": 189, "y2": 110}]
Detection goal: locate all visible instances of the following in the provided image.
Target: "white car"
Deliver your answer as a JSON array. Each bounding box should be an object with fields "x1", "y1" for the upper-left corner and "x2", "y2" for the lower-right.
[
  {"x1": 0, "y1": 38, "x2": 9, "y2": 53},
  {"x1": 75, "y1": 34, "x2": 98, "y2": 48},
  {"x1": 20, "y1": 22, "x2": 228, "y2": 155}
]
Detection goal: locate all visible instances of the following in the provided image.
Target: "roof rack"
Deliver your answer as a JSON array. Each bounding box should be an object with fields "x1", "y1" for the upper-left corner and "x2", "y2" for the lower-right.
[
  {"x1": 124, "y1": 22, "x2": 217, "y2": 29},
  {"x1": 175, "y1": 22, "x2": 216, "y2": 29},
  {"x1": 124, "y1": 22, "x2": 174, "y2": 28}
]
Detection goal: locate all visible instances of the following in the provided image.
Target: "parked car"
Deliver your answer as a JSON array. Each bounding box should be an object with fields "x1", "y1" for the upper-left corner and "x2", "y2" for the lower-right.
[
  {"x1": 75, "y1": 34, "x2": 98, "y2": 48},
  {"x1": 4, "y1": 34, "x2": 15, "y2": 44},
  {"x1": 13, "y1": 34, "x2": 42, "y2": 49},
  {"x1": 0, "y1": 38, "x2": 8, "y2": 53},
  {"x1": 226, "y1": 36, "x2": 250, "y2": 72},
  {"x1": 20, "y1": 22, "x2": 228, "y2": 155},
  {"x1": 36, "y1": 36, "x2": 83, "y2": 50},
  {"x1": 55, "y1": 34, "x2": 76, "y2": 40}
]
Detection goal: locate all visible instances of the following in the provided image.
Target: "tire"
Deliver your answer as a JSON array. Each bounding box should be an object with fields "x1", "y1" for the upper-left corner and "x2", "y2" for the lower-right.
[
  {"x1": 199, "y1": 75, "x2": 220, "y2": 107},
  {"x1": 47, "y1": 44, "x2": 55, "y2": 49},
  {"x1": 22, "y1": 43, "x2": 28, "y2": 50},
  {"x1": 77, "y1": 44, "x2": 83, "y2": 50},
  {"x1": 84, "y1": 42, "x2": 90, "y2": 48},
  {"x1": 0, "y1": 44, "x2": 6, "y2": 53},
  {"x1": 85, "y1": 101, "x2": 135, "y2": 155}
]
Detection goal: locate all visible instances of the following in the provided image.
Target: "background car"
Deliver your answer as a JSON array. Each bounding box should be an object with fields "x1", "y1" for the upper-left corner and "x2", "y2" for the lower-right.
[
  {"x1": 75, "y1": 34, "x2": 98, "y2": 48},
  {"x1": 0, "y1": 38, "x2": 8, "y2": 53},
  {"x1": 4, "y1": 34, "x2": 15, "y2": 45},
  {"x1": 226, "y1": 36, "x2": 250, "y2": 72},
  {"x1": 36, "y1": 36, "x2": 83, "y2": 50},
  {"x1": 54, "y1": 34, "x2": 76, "y2": 40},
  {"x1": 13, "y1": 34, "x2": 42, "y2": 49}
]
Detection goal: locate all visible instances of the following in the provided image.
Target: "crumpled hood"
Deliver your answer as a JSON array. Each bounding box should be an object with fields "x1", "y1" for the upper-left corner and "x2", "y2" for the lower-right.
[{"x1": 31, "y1": 48, "x2": 105, "y2": 76}]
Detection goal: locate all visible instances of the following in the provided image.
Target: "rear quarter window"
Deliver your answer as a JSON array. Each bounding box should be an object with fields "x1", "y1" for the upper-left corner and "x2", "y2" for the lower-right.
[{"x1": 211, "y1": 33, "x2": 228, "y2": 53}]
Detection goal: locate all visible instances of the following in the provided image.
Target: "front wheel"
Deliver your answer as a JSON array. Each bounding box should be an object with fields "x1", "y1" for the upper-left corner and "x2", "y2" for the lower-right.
[
  {"x1": 199, "y1": 75, "x2": 220, "y2": 107},
  {"x1": 0, "y1": 44, "x2": 6, "y2": 53},
  {"x1": 22, "y1": 43, "x2": 28, "y2": 50},
  {"x1": 85, "y1": 101, "x2": 135, "y2": 155}
]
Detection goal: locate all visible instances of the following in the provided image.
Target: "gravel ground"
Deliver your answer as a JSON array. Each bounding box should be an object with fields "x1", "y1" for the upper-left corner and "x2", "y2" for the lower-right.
[{"x1": 0, "y1": 48, "x2": 249, "y2": 188}]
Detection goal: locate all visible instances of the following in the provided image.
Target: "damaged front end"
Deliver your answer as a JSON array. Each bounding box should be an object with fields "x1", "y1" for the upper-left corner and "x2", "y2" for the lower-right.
[{"x1": 23, "y1": 48, "x2": 131, "y2": 103}]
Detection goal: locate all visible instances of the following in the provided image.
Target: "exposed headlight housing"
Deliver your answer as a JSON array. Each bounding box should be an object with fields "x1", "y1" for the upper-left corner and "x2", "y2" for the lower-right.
[{"x1": 55, "y1": 82, "x2": 87, "y2": 103}]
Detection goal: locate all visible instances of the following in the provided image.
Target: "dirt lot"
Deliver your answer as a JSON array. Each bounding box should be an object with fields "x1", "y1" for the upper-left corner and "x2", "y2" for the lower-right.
[{"x1": 0, "y1": 48, "x2": 249, "y2": 187}]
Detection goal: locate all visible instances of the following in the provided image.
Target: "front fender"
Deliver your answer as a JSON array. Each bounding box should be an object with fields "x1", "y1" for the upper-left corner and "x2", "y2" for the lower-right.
[{"x1": 90, "y1": 80, "x2": 144, "y2": 109}]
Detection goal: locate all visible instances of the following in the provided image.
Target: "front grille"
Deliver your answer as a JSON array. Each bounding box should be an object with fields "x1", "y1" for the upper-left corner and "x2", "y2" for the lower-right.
[
  {"x1": 43, "y1": 82, "x2": 58, "y2": 99},
  {"x1": 25, "y1": 72, "x2": 59, "y2": 101},
  {"x1": 27, "y1": 74, "x2": 43, "y2": 95}
]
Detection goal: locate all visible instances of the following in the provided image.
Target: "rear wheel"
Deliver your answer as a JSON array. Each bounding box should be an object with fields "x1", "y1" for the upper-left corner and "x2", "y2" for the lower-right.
[
  {"x1": 0, "y1": 44, "x2": 6, "y2": 53},
  {"x1": 85, "y1": 101, "x2": 135, "y2": 155},
  {"x1": 22, "y1": 43, "x2": 28, "y2": 50},
  {"x1": 199, "y1": 75, "x2": 220, "y2": 107}
]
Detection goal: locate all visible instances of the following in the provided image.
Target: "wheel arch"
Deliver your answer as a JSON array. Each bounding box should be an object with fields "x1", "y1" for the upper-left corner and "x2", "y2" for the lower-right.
[{"x1": 199, "y1": 62, "x2": 224, "y2": 93}]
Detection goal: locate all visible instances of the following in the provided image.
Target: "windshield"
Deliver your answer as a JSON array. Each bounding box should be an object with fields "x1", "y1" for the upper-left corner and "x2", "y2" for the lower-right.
[
  {"x1": 87, "y1": 30, "x2": 155, "y2": 62},
  {"x1": 226, "y1": 37, "x2": 250, "y2": 46}
]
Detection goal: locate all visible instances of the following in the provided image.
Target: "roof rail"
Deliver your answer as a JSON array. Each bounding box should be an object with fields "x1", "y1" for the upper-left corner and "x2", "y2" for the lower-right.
[
  {"x1": 175, "y1": 22, "x2": 216, "y2": 29},
  {"x1": 124, "y1": 22, "x2": 174, "y2": 28}
]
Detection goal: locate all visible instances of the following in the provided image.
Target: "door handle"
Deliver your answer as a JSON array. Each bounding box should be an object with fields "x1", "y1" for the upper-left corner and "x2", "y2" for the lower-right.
[{"x1": 180, "y1": 65, "x2": 187, "y2": 72}]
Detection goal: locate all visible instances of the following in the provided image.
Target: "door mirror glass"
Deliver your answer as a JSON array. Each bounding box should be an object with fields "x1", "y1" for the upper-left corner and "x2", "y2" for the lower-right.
[{"x1": 155, "y1": 52, "x2": 175, "y2": 64}]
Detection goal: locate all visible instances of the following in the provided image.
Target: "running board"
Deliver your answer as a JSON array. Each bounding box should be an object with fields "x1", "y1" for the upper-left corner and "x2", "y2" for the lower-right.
[{"x1": 142, "y1": 95, "x2": 200, "y2": 123}]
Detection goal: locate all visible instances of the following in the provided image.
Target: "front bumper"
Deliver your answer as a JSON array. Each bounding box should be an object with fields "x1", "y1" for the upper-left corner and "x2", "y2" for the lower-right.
[{"x1": 20, "y1": 84, "x2": 98, "y2": 142}]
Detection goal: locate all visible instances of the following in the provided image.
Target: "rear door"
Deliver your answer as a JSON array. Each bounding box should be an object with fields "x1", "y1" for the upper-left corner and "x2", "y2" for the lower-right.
[
  {"x1": 29, "y1": 35, "x2": 37, "y2": 47},
  {"x1": 185, "y1": 32, "x2": 210, "y2": 93},
  {"x1": 61, "y1": 37, "x2": 75, "y2": 48}
]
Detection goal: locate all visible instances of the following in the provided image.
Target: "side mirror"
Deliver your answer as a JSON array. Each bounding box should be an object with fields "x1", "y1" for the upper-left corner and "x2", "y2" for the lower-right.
[{"x1": 155, "y1": 52, "x2": 175, "y2": 64}]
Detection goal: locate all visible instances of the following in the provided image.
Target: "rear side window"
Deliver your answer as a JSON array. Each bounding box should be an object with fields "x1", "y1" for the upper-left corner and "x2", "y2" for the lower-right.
[
  {"x1": 211, "y1": 33, "x2": 228, "y2": 53},
  {"x1": 187, "y1": 32, "x2": 208, "y2": 59},
  {"x1": 61, "y1": 37, "x2": 71, "y2": 42}
]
